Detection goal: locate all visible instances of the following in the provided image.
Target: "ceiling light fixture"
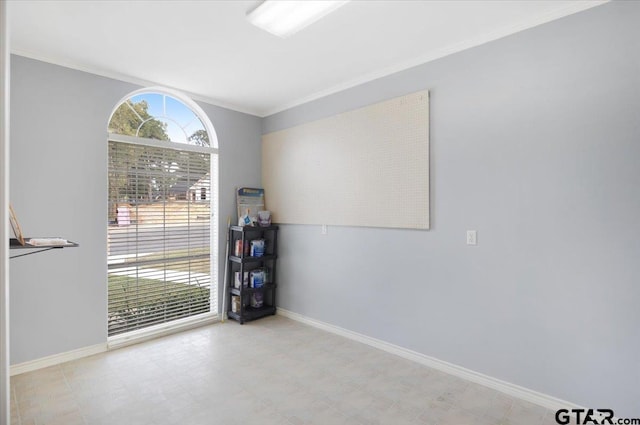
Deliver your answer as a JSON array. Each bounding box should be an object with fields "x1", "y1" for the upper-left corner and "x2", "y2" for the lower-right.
[{"x1": 247, "y1": 0, "x2": 349, "y2": 38}]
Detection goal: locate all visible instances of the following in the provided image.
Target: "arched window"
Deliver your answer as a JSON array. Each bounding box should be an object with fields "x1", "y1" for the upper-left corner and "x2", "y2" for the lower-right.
[
  {"x1": 107, "y1": 88, "x2": 218, "y2": 339},
  {"x1": 108, "y1": 91, "x2": 215, "y2": 147}
]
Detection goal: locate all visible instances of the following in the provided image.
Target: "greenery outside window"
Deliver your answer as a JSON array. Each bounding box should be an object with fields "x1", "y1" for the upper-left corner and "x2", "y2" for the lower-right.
[{"x1": 107, "y1": 90, "x2": 218, "y2": 337}]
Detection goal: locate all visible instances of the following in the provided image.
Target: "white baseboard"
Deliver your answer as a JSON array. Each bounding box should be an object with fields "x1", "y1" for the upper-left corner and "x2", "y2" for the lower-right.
[
  {"x1": 11, "y1": 315, "x2": 219, "y2": 375},
  {"x1": 10, "y1": 343, "x2": 107, "y2": 376},
  {"x1": 7, "y1": 309, "x2": 585, "y2": 415},
  {"x1": 277, "y1": 308, "x2": 580, "y2": 413}
]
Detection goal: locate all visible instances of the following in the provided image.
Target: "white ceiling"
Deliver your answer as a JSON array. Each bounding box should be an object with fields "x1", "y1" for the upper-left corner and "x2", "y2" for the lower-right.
[{"x1": 9, "y1": 0, "x2": 606, "y2": 117}]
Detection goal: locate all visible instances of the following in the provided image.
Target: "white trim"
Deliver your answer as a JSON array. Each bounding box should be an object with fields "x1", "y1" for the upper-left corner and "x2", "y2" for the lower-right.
[
  {"x1": 10, "y1": 1, "x2": 607, "y2": 118},
  {"x1": 277, "y1": 308, "x2": 582, "y2": 413},
  {"x1": 10, "y1": 49, "x2": 262, "y2": 117},
  {"x1": 108, "y1": 313, "x2": 219, "y2": 350},
  {"x1": 262, "y1": 0, "x2": 609, "y2": 116},
  {"x1": 108, "y1": 132, "x2": 218, "y2": 155},
  {"x1": 10, "y1": 343, "x2": 107, "y2": 376},
  {"x1": 1, "y1": 2, "x2": 10, "y2": 424},
  {"x1": 9, "y1": 314, "x2": 220, "y2": 375}
]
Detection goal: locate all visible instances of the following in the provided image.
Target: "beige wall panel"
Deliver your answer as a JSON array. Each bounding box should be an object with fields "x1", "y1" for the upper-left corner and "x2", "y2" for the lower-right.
[{"x1": 262, "y1": 90, "x2": 429, "y2": 229}]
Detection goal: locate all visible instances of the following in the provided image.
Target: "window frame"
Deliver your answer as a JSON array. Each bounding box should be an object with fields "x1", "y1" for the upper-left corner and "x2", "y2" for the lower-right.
[{"x1": 106, "y1": 88, "x2": 219, "y2": 347}]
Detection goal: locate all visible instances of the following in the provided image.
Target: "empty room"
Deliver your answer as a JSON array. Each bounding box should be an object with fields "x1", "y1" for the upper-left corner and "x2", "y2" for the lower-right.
[{"x1": 1, "y1": 1, "x2": 639, "y2": 424}]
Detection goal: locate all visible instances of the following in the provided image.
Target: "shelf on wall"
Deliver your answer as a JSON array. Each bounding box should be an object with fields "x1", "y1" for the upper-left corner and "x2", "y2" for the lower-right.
[{"x1": 9, "y1": 238, "x2": 79, "y2": 259}]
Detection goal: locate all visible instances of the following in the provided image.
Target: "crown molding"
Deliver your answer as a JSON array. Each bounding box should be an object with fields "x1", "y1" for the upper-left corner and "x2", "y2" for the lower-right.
[
  {"x1": 10, "y1": 49, "x2": 263, "y2": 117},
  {"x1": 10, "y1": 0, "x2": 608, "y2": 118},
  {"x1": 262, "y1": 0, "x2": 609, "y2": 117}
]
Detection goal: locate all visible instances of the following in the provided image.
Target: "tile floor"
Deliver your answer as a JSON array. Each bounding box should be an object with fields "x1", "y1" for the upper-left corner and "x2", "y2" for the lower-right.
[{"x1": 11, "y1": 316, "x2": 562, "y2": 425}]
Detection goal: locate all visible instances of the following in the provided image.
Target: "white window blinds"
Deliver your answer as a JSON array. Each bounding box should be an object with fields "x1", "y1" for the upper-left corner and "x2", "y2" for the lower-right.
[{"x1": 108, "y1": 140, "x2": 215, "y2": 336}]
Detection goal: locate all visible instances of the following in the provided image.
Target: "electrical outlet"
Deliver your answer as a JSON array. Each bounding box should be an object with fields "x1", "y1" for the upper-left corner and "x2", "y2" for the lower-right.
[
  {"x1": 321, "y1": 224, "x2": 328, "y2": 235},
  {"x1": 467, "y1": 230, "x2": 477, "y2": 245}
]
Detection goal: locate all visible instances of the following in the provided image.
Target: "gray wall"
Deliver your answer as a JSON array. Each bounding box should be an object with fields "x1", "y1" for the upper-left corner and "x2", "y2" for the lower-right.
[
  {"x1": 263, "y1": 1, "x2": 640, "y2": 416},
  {"x1": 9, "y1": 55, "x2": 262, "y2": 364}
]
